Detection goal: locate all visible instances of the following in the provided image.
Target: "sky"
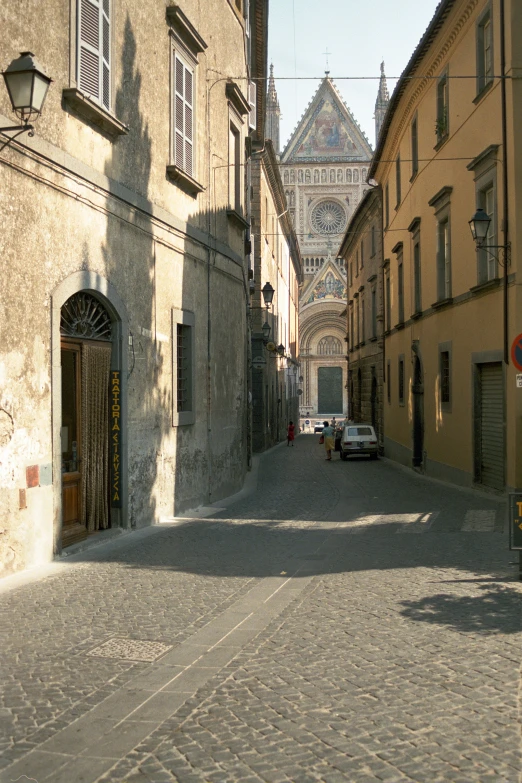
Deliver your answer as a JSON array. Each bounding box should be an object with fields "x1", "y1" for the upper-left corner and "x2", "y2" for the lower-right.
[{"x1": 267, "y1": 0, "x2": 441, "y2": 151}]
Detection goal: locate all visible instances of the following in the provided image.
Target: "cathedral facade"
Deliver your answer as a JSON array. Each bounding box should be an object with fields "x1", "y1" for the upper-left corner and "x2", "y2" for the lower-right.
[{"x1": 266, "y1": 69, "x2": 374, "y2": 418}]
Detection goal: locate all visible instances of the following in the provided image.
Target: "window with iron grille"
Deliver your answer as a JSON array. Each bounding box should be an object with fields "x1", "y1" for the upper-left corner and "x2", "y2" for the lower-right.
[
  {"x1": 78, "y1": 0, "x2": 111, "y2": 109},
  {"x1": 176, "y1": 324, "x2": 192, "y2": 412},
  {"x1": 440, "y1": 351, "x2": 450, "y2": 404},
  {"x1": 173, "y1": 52, "x2": 194, "y2": 177},
  {"x1": 173, "y1": 309, "x2": 195, "y2": 425}
]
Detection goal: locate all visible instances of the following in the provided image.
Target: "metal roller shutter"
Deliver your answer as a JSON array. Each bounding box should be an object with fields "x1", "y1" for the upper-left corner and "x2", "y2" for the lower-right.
[{"x1": 479, "y1": 362, "x2": 504, "y2": 490}]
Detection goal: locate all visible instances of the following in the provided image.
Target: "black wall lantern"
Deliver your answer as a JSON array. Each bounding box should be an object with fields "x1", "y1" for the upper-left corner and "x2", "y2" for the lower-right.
[{"x1": 1, "y1": 52, "x2": 51, "y2": 149}]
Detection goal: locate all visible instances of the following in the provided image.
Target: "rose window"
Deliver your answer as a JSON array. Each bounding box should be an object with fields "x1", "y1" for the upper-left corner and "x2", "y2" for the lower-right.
[{"x1": 310, "y1": 200, "x2": 347, "y2": 235}]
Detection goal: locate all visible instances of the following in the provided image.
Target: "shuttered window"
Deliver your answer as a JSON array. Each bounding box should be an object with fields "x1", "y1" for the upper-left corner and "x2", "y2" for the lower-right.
[
  {"x1": 78, "y1": 0, "x2": 111, "y2": 110},
  {"x1": 174, "y1": 54, "x2": 194, "y2": 177},
  {"x1": 248, "y1": 81, "x2": 257, "y2": 130}
]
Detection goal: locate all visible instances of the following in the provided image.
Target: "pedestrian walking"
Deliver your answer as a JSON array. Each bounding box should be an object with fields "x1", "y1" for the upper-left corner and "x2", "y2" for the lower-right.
[
  {"x1": 322, "y1": 421, "x2": 334, "y2": 460},
  {"x1": 287, "y1": 421, "x2": 295, "y2": 446}
]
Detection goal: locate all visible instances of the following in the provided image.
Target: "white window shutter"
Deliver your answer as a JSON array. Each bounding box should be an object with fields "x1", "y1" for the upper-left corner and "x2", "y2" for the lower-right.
[
  {"x1": 78, "y1": 0, "x2": 110, "y2": 109},
  {"x1": 102, "y1": 0, "x2": 110, "y2": 109},
  {"x1": 79, "y1": 0, "x2": 101, "y2": 100},
  {"x1": 248, "y1": 81, "x2": 257, "y2": 130},
  {"x1": 174, "y1": 55, "x2": 194, "y2": 176}
]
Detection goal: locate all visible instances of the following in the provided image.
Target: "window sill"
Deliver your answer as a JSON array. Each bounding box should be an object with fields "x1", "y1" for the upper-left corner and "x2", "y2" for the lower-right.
[
  {"x1": 431, "y1": 297, "x2": 453, "y2": 310},
  {"x1": 434, "y1": 134, "x2": 449, "y2": 152},
  {"x1": 411, "y1": 310, "x2": 423, "y2": 321},
  {"x1": 394, "y1": 321, "x2": 405, "y2": 331},
  {"x1": 166, "y1": 165, "x2": 205, "y2": 197},
  {"x1": 62, "y1": 89, "x2": 129, "y2": 137},
  {"x1": 227, "y1": 209, "x2": 249, "y2": 230},
  {"x1": 369, "y1": 336, "x2": 378, "y2": 343},
  {"x1": 470, "y1": 277, "x2": 501, "y2": 295},
  {"x1": 473, "y1": 79, "x2": 494, "y2": 105}
]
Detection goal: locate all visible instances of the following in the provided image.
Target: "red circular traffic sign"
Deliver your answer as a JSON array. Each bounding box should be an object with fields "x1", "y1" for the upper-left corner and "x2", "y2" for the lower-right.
[{"x1": 511, "y1": 333, "x2": 522, "y2": 371}]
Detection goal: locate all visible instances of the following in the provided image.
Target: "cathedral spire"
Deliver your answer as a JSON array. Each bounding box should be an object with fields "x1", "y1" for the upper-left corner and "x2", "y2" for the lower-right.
[
  {"x1": 265, "y1": 64, "x2": 281, "y2": 157},
  {"x1": 374, "y1": 61, "x2": 390, "y2": 144}
]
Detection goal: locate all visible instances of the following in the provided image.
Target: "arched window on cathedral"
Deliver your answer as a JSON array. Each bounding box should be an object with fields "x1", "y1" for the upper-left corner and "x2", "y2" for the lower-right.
[
  {"x1": 298, "y1": 169, "x2": 303, "y2": 183},
  {"x1": 362, "y1": 168, "x2": 367, "y2": 182},
  {"x1": 321, "y1": 169, "x2": 327, "y2": 183},
  {"x1": 354, "y1": 169, "x2": 360, "y2": 182},
  {"x1": 290, "y1": 170, "x2": 295, "y2": 184},
  {"x1": 330, "y1": 169, "x2": 336, "y2": 183},
  {"x1": 337, "y1": 169, "x2": 343, "y2": 182},
  {"x1": 314, "y1": 169, "x2": 319, "y2": 183},
  {"x1": 284, "y1": 170, "x2": 289, "y2": 184},
  {"x1": 318, "y1": 336, "x2": 342, "y2": 355},
  {"x1": 305, "y1": 169, "x2": 311, "y2": 183},
  {"x1": 346, "y1": 169, "x2": 352, "y2": 183}
]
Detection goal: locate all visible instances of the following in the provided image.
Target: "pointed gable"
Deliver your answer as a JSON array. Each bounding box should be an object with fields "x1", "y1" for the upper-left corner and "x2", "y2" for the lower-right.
[
  {"x1": 301, "y1": 258, "x2": 347, "y2": 306},
  {"x1": 282, "y1": 78, "x2": 373, "y2": 165}
]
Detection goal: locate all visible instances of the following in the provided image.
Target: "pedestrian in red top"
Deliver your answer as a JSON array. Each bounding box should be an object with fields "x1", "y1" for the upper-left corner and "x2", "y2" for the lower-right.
[{"x1": 287, "y1": 421, "x2": 295, "y2": 447}]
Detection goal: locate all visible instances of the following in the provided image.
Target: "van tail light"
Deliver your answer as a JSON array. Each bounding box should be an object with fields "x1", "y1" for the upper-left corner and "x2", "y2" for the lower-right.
[
  {"x1": 370, "y1": 440, "x2": 377, "y2": 445},
  {"x1": 345, "y1": 441, "x2": 354, "y2": 445}
]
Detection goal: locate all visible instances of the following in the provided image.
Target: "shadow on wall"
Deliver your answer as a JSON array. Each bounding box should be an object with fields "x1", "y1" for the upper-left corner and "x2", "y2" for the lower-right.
[
  {"x1": 99, "y1": 16, "x2": 249, "y2": 521},
  {"x1": 102, "y1": 15, "x2": 169, "y2": 528}
]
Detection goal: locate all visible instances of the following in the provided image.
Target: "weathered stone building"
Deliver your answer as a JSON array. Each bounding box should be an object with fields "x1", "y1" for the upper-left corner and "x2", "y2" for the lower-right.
[
  {"x1": 250, "y1": 141, "x2": 302, "y2": 452},
  {"x1": 339, "y1": 187, "x2": 385, "y2": 447},
  {"x1": 266, "y1": 70, "x2": 373, "y2": 419},
  {"x1": 0, "y1": 0, "x2": 268, "y2": 577}
]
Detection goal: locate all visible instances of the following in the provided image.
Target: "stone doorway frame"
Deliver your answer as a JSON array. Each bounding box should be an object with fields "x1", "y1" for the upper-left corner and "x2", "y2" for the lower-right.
[{"x1": 51, "y1": 272, "x2": 129, "y2": 555}]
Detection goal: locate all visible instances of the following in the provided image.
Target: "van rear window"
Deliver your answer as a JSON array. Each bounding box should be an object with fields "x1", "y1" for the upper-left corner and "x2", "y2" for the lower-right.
[{"x1": 347, "y1": 427, "x2": 373, "y2": 436}]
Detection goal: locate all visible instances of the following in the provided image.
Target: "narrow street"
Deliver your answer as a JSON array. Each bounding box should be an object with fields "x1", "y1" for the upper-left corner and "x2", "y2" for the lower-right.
[{"x1": 1, "y1": 435, "x2": 521, "y2": 783}]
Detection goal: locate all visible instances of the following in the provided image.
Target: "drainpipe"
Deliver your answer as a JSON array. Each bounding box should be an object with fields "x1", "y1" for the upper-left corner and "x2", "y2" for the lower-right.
[{"x1": 500, "y1": 0, "x2": 509, "y2": 366}]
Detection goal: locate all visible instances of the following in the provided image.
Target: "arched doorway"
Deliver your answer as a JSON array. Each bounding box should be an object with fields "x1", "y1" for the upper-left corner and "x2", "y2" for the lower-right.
[
  {"x1": 412, "y1": 352, "x2": 424, "y2": 467},
  {"x1": 60, "y1": 292, "x2": 114, "y2": 546}
]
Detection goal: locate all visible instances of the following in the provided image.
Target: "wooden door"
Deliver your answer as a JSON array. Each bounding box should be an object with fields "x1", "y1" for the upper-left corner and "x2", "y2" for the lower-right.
[{"x1": 61, "y1": 342, "x2": 87, "y2": 546}]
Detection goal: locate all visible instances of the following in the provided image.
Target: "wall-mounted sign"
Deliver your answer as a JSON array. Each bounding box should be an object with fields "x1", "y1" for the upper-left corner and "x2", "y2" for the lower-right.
[
  {"x1": 516, "y1": 374, "x2": 522, "y2": 389},
  {"x1": 511, "y1": 333, "x2": 522, "y2": 372},
  {"x1": 252, "y1": 355, "x2": 266, "y2": 370},
  {"x1": 111, "y1": 371, "x2": 122, "y2": 507},
  {"x1": 509, "y1": 493, "x2": 522, "y2": 550}
]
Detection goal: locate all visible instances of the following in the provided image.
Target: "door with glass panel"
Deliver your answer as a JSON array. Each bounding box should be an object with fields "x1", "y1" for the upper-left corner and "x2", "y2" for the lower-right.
[{"x1": 61, "y1": 341, "x2": 85, "y2": 545}]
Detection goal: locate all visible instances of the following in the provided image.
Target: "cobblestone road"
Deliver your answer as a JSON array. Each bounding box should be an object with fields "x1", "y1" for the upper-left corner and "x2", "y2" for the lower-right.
[{"x1": 1, "y1": 436, "x2": 521, "y2": 783}]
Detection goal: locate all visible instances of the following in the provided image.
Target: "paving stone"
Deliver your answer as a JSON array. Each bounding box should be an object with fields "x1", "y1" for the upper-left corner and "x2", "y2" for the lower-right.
[{"x1": 0, "y1": 437, "x2": 519, "y2": 783}]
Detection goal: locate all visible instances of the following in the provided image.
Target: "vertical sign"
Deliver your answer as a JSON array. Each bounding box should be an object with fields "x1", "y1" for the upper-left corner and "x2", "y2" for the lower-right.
[
  {"x1": 509, "y1": 493, "x2": 522, "y2": 550},
  {"x1": 111, "y1": 371, "x2": 122, "y2": 507}
]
